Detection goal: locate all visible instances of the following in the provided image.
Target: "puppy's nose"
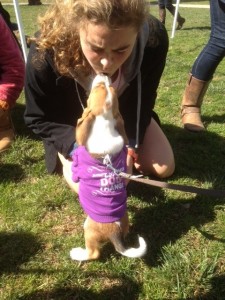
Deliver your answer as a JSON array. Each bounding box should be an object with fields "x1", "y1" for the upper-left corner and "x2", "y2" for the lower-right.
[
  {"x1": 92, "y1": 74, "x2": 111, "y2": 89},
  {"x1": 100, "y1": 58, "x2": 108, "y2": 67}
]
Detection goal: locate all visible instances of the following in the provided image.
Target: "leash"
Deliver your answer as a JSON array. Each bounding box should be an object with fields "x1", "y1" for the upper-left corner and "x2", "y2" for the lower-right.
[
  {"x1": 118, "y1": 172, "x2": 225, "y2": 198},
  {"x1": 104, "y1": 156, "x2": 225, "y2": 198}
]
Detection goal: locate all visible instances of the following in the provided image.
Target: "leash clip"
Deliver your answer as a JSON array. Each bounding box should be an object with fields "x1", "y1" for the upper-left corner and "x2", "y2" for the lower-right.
[{"x1": 103, "y1": 154, "x2": 120, "y2": 175}]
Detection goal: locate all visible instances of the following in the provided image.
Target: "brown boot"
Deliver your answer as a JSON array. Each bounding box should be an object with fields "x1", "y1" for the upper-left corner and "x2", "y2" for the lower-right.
[
  {"x1": 0, "y1": 108, "x2": 15, "y2": 152},
  {"x1": 181, "y1": 74, "x2": 211, "y2": 132},
  {"x1": 159, "y1": 8, "x2": 166, "y2": 25}
]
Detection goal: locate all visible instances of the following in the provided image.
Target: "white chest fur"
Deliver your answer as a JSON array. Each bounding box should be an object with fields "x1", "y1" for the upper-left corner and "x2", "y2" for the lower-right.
[{"x1": 86, "y1": 110, "x2": 124, "y2": 156}]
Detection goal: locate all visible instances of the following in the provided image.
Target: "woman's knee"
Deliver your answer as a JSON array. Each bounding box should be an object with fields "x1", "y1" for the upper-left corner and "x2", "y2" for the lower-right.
[
  {"x1": 153, "y1": 160, "x2": 175, "y2": 178},
  {"x1": 136, "y1": 158, "x2": 175, "y2": 179}
]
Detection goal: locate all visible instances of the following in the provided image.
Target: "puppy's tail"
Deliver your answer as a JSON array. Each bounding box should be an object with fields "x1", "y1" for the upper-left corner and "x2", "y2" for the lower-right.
[{"x1": 109, "y1": 233, "x2": 147, "y2": 258}]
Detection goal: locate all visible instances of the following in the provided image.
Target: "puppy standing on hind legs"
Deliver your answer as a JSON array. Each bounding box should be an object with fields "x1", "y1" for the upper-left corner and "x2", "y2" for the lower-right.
[{"x1": 69, "y1": 74, "x2": 147, "y2": 261}]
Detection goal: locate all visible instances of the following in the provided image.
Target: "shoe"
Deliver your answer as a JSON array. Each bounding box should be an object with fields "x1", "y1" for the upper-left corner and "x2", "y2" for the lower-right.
[
  {"x1": 177, "y1": 17, "x2": 185, "y2": 30},
  {"x1": 181, "y1": 74, "x2": 211, "y2": 132},
  {"x1": 10, "y1": 22, "x2": 18, "y2": 31}
]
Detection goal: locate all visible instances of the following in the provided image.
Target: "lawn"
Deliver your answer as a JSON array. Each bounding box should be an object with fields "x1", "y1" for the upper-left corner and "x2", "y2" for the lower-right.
[{"x1": 1, "y1": 2, "x2": 225, "y2": 300}]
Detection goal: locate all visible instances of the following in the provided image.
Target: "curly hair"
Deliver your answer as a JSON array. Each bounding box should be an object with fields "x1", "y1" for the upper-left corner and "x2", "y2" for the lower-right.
[{"x1": 34, "y1": 0, "x2": 148, "y2": 77}]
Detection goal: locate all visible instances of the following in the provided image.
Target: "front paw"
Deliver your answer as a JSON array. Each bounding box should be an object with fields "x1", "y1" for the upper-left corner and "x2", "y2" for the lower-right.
[{"x1": 70, "y1": 247, "x2": 89, "y2": 261}]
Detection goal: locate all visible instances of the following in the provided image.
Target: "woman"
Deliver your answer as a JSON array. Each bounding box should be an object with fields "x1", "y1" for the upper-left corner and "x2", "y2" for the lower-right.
[
  {"x1": 181, "y1": 0, "x2": 225, "y2": 132},
  {"x1": 24, "y1": 0, "x2": 175, "y2": 188},
  {"x1": 0, "y1": 15, "x2": 25, "y2": 152}
]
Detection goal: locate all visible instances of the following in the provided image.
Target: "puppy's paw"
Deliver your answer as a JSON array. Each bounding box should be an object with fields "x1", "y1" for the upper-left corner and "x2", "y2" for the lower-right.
[{"x1": 70, "y1": 247, "x2": 89, "y2": 261}]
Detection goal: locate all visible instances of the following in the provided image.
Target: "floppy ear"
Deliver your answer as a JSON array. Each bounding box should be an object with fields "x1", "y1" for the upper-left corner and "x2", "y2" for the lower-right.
[{"x1": 76, "y1": 108, "x2": 95, "y2": 146}]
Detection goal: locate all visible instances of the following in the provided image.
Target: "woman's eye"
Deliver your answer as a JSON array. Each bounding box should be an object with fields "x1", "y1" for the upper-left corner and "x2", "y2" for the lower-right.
[
  {"x1": 115, "y1": 48, "x2": 128, "y2": 54},
  {"x1": 91, "y1": 47, "x2": 103, "y2": 53}
]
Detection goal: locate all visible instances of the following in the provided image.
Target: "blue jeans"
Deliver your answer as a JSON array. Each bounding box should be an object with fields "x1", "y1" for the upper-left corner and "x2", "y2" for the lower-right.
[{"x1": 191, "y1": 0, "x2": 225, "y2": 81}]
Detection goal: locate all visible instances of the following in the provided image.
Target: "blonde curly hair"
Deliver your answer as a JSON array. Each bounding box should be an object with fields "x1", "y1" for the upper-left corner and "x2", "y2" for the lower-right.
[{"x1": 35, "y1": 0, "x2": 148, "y2": 77}]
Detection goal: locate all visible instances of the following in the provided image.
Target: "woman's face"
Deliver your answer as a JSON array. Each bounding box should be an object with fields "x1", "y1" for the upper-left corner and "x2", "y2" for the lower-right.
[{"x1": 79, "y1": 22, "x2": 138, "y2": 78}]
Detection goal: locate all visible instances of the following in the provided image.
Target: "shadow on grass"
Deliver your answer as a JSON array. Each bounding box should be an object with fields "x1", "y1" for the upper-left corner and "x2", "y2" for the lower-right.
[
  {"x1": 199, "y1": 273, "x2": 225, "y2": 300},
  {"x1": 179, "y1": 26, "x2": 211, "y2": 31},
  {"x1": 11, "y1": 102, "x2": 40, "y2": 140},
  {"x1": 0, "y1": 163, "x2": 25, "y2": 182},
  {"x1": 127, "y1": 123, "x2": 225, "y2": 267},
  {"x1": 19, "y1": 274, "x2": 140, "y2": 300},
  {"x1": 164, "y1": 123, "x2": 225, "y2": 183},
  {"x1": 204, "y1": 113, "x2": 225, "y2": 127},
  {"x1": 0, "y1": 231, "x2": 42, "y2": 275}
]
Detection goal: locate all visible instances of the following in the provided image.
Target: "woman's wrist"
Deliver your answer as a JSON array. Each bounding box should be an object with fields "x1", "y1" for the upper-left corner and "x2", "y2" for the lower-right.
[{"x1": 127, "y1": 147, "x2": 138, "y2": 162}]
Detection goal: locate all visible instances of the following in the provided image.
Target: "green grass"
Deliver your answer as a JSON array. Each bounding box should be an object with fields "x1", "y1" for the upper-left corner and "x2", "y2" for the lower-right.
[{"x1": 1, "y1": 2, "x2": 225, "y2": 300}]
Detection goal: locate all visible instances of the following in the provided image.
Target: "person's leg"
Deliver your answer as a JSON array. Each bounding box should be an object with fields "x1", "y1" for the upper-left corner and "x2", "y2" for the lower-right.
[
  {"x1": 181, "y1": 0, "x2": 225, "y2": 131},
  {"x1": 165, "y1": 0, "x2": 185, "y2": 29},
  {"x1": 134, "y1": 119, "x2": 175, "y2": 178},
  {"x1": 191, "y1": 1, "x2": 225, "y2": 80},
  {"x1": 158, "y1": 0, "x2": 166, "y2": 25},
  {"x1": 0, "y1": 105, "x2": 15, "y2": 152}
]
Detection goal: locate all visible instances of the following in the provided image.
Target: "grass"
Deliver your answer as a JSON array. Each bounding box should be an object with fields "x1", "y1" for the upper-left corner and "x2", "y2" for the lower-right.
[{"x1": 1, "y1": 2, "x2": 225, "y2": 299}]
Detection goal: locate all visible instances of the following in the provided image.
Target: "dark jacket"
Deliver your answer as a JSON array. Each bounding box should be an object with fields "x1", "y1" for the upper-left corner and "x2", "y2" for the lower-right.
[{"x1": 24, "y1": 16, "x2": 168, "y2": 174}]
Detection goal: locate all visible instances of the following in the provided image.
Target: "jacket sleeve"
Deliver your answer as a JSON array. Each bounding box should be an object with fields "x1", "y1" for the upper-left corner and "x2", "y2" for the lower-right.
[
  {"x1": 24, "y1": 42, "x2": 76, "y2": 158},
  {"x1": 0, "y1": 15, "x2": 25, "y2": 106}
]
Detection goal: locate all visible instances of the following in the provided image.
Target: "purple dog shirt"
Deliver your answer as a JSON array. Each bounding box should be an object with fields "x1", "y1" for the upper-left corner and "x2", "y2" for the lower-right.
[{"x1": 72, "y1": 146, "x2": 127, "y2": 223}]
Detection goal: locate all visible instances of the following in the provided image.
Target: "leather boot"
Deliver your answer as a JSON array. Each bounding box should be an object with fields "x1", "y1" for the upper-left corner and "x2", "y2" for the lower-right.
[
  {"x1": 0, "y1": 108, "x2": 15, "y2": 152},
  {"x1": 181, "y1": 74, "x2": 210, "y2": 132},
  {"x1": 159, "y1": 8, "x2": 166, "y2": 25},
  {"x1": 177, "y1": 15, "x2": 186, "y2": 30}
]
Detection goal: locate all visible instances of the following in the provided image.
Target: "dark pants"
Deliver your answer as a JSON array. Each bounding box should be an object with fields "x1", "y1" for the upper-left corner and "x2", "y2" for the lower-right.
[
  {"x1": 158, "y1": 0, "x2": 175, "y2": 14},
  {"x1": 191, "y1": 0, "x2": 225, "y2": 81}
]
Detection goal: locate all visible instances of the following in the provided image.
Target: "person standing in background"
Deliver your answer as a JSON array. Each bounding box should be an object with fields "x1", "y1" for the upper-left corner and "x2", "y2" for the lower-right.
[
  {"x1": 181, "y1": 0, "x2": 225, "y2": 132},
  {"x1": 0, "y1": 15, "x2": 25, "y2": 152},
  {"x1": 28, "y1": 0, "x2": 42, "y2": 5},
  {"x1": 0, "y1": 1, "x2": 18, "y2": 31},
  {"x1": 158, "y1": 0, "x2": 185, "y2": 30}
]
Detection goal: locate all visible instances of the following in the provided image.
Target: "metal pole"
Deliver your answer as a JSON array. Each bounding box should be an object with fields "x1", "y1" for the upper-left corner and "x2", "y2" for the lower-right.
[
  {"x1": 12, "y1": 0, "x2": 27, "y2": 63},
  {"x1": 171, "y1": 0, "x2": 180, "y2": 38}
]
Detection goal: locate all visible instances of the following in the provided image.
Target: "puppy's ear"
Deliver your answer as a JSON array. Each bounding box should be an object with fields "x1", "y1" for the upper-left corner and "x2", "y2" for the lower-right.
[{"x1": 76, "y1": 108, "x2": 95, "y2": 146}]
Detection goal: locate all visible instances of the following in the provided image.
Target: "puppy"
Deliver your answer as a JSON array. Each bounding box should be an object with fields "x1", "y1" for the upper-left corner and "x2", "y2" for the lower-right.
[{"x1": 70, "y1": 74, "x2": 147, "y2": 261}]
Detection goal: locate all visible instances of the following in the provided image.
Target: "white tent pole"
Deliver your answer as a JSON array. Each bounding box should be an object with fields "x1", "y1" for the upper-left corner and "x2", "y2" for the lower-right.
[
  {"x1": 171, "y1": 0, "x2": 180, "y2": 38},
  {"x1": 12, "y1": 0, "x2": 27, "y2": 63}
]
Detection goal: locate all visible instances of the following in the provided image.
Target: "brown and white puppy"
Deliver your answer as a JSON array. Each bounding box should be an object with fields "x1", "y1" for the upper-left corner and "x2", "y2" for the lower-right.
[{"x1": 70, "y1": 74, "x2": 147, "y2": 261}]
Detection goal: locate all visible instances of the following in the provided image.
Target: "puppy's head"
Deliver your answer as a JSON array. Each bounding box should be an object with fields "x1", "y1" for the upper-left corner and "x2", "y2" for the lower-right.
[
  {"x1": 76, "y1": 74, "x2": 122, "y2": 146},
  {"x1": 87, "y1": 74, "x2": 118, "y2": 117}
]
